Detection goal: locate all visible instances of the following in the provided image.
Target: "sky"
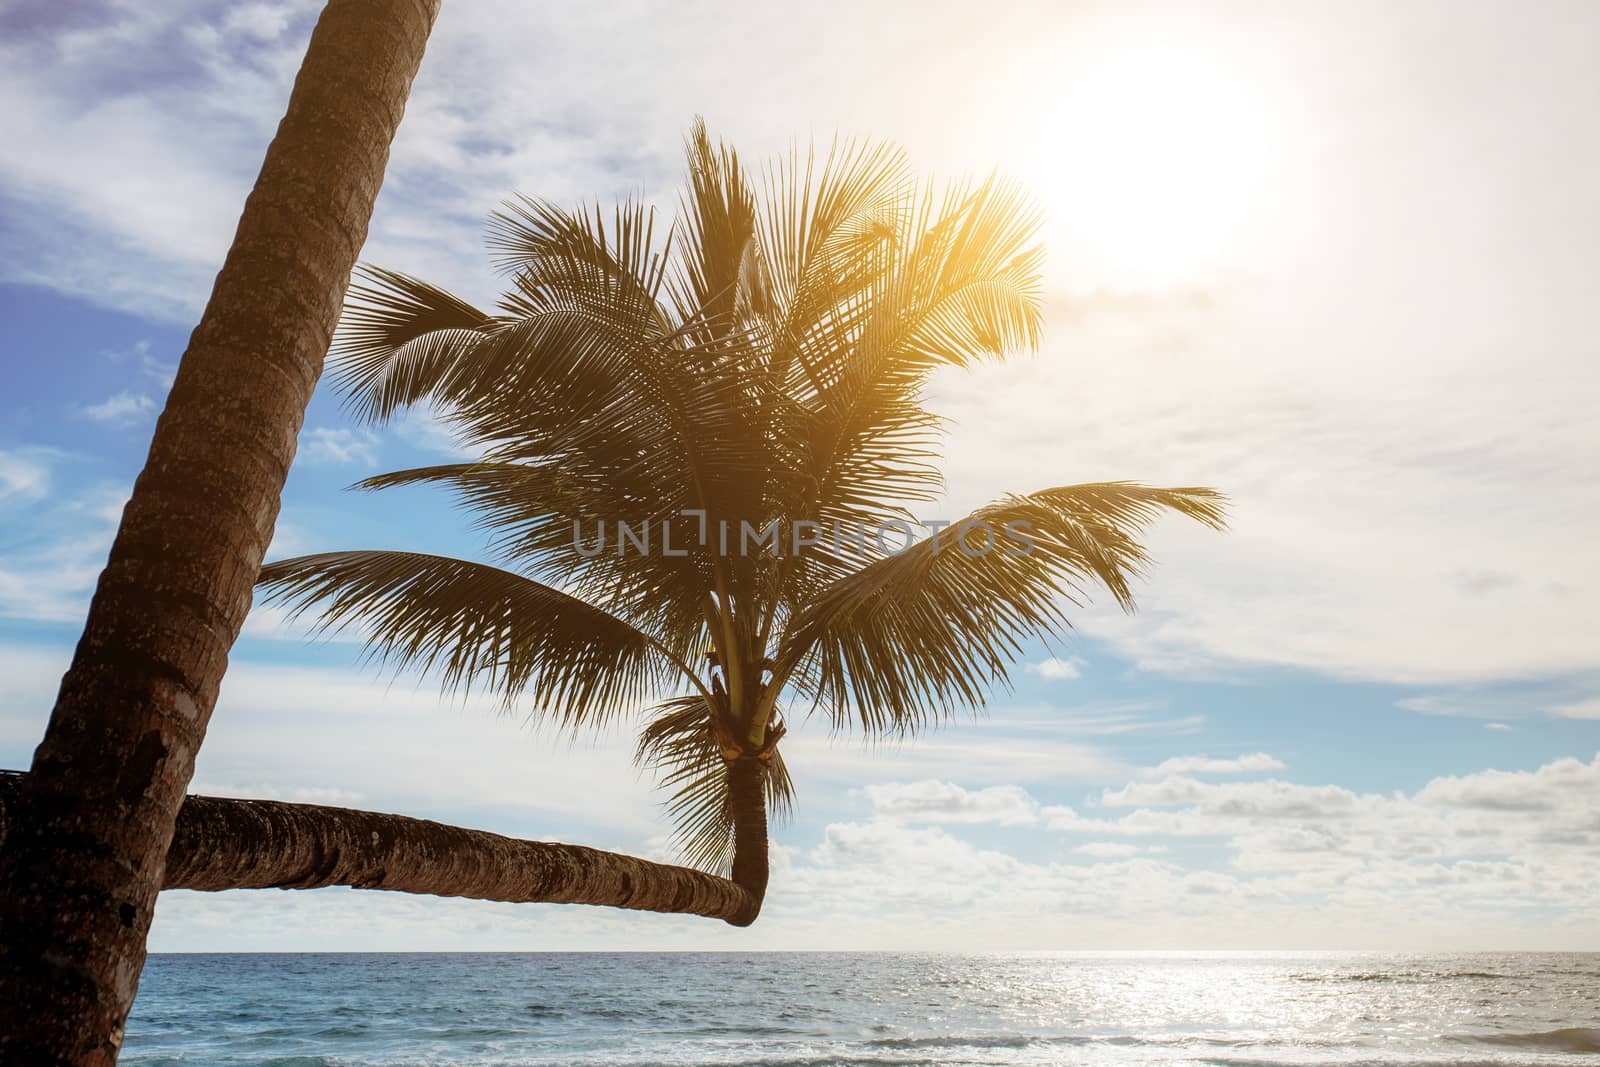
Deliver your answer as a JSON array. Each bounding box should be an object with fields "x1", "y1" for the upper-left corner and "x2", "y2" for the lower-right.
[{"x1": 0, "y1": 0, "x2": 1597, "y2": 952}]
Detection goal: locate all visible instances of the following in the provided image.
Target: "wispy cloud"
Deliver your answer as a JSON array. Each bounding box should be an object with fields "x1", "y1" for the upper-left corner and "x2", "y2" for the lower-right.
[
  {"x1": 0, "y1": 465, "x2": 128, "y2": 623},
  {"x1": 139, "y1": 353, "x2": 177, "y2": 390},
  {"x1": 78, "y1": 390, "x2": 155, "y2": 425},
  {"x1": 1145, "y1": 752, "x2": 1284, "y2": 777},
  {"x1": 299, "y1": 426, "x2": 378, "y2": 466},
  {"x1": 1551, "y1": 698, "x2": 1600, "y2": 721},
  {"x1": 863, "y1": 781, "x2": 1040, "y2": 826},
  {"x1": 1072, "y1": 842, "x2": 1143, "y2": 858},
  {"x1": 0, "y1": 449, "x2": 51, "y2": 500},
  {"x1": 1027, "y1": 656, "x2": 1085, "y2": 681},
  {"x1": 391, "y1": 404, "x2": 482, "y2": 460},
  {"x1": 1395, "y1": 679, "x2": 1600, "y2": 723}
]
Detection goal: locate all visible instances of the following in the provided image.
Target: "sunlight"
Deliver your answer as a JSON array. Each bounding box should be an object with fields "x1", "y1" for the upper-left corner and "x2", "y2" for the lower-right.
[{"x1": 1019, "y1": 39, "x2": 1279, "y2": 288}]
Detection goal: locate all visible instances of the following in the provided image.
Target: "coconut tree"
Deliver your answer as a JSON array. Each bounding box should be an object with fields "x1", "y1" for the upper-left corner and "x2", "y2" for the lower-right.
[
  {"x1": 258, "y1": 121, "x2": 1226, "y2": 923},
  {"x1": 0, "y1": 2, "x2": 439, "y2": 1062}
]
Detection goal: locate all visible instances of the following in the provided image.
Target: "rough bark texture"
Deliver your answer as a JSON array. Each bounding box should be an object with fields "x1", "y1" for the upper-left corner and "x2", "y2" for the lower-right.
[
  {"x1": 0, "y1": 772, "x2": 756, "y2": 920},
  {"x1": 0, "y1": 3, "x2": 439, "y2": 1063},
  {"x1": 726, "y1": 755, "x2": 770, "y2": 926}
]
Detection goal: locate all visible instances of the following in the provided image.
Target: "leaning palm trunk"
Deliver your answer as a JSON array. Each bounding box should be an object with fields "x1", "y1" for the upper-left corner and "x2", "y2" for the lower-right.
[
  {"x1": 0, "y1": 2, "x2": 439, "y2": 1062},
  {"x1": 0, "y1": 772, "x2": 754, "y2": 922}
]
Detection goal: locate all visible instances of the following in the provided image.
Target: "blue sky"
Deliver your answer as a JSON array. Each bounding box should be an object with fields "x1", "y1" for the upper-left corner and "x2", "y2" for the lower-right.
[{"x1": 1, "y1": 0, "x2": 1597, "y2": 951}]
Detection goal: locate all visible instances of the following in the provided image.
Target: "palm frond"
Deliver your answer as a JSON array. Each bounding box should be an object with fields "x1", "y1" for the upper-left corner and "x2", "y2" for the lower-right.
[
  {"x1": 330, "y1": 266, "x2": 498, "y2": 424},
  {"x1": 755, "y1": 132, "x2": 911, "y2": 392},
  {"x1": 751, "y1": 177, "x2": 1046, "y2": 621},
  {"x1": 483, "y1": 194, "x2": 768, "y2": 526},
  {"x1": 350, "y1": 462, "x2": 714, "y2": 652},
  {"x1": 671, "y1": 117, "x2": 764, "y2": 333},
  {"x1": 257, "y1": 550, "x2": 687, "y2": 730},
  {"x1": 487, "y1": 195, "x2": 671, "y2": 314},
  {"x1": 776, "y1": 483, "x2": 1226, "y2": 736}
]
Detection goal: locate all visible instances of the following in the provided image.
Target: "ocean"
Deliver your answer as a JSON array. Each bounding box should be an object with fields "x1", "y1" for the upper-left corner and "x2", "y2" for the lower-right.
[{"x1": 121, "y1": 952, "x2": 1599, "y2": 1066}]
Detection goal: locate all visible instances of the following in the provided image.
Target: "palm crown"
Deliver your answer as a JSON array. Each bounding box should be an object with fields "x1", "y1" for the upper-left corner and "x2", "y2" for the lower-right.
[{"x1": 258, "y1": 121, "x2": 1224, "y2": 899}]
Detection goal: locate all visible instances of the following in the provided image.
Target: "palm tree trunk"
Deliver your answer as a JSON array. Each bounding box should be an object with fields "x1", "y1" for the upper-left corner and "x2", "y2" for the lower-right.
[
  {"x1": 0, "y1": 3, "x2": 439, "y2": 1062},
  {"x1": 726, "y1": 755, "x2": 769, "y2": 926},
  {"x1": 0, "y1": 772, "x2": 756, "y2": 920}
]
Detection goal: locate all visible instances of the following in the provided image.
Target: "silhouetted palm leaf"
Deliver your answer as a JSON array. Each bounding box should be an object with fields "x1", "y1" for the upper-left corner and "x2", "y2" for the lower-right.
[
  {"x1": 776, "y1": 483, "x2": 1227, "y2": 735},
  {"x1": 257, "y1": 550, "x2": 692, "y2": 730},
  {"x1": 331, "y1": 266, "x2": 497, "y2": 424}
]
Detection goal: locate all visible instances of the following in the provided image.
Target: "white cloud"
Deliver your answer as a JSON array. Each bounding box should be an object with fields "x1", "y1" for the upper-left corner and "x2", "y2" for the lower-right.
[
  {"x1": 392, "y1": 403, "x2": 483, "y2": 459},
  {"x1": 100, "y1": 339, "x2": 175, "y2": 390},
  {"x1": 238, "y1": 601, "x2": 369, "y2": 645},
  {"x1": 264, "y1": 517, "x2": 309, "y2": 559},
  {"x1": 929, "y1": 286, "x2": 1599, "y2": 689},
  {"x1": 0, "y1": 643, "x2": 664, "y2": 837},
  {"x1": 1552, "y1": 698, "x2": 1600, "y2": 720},
  {"x1": 0, "y1": 481, "x2": 129, "y2": 623},
  {"x1": 0, "y1": 450, "x2": 50, "y2": 500},
  {"x1": 0, "y1": 3, "x2": 319, "y2": 317},
  {"x1": 863, "y1": 780, "x2": 1041, "y2": 826},
  {"x1": 1028, "y1": 656, "x2": 1084, "y2": 680},
  {"x1": 1146, "y1": 752, "x2": 1285, "y2": 777},
  {"x1": 1393, "y1": 685, "x2": 1600, "y2": 723},
  {"x1": 949, "y1": 702, "x2": 1205, "y2": 740},
  {"x1": 1102, "y1": 776, "x2": 1358, "y2": 819},
  {"x1": 1414, "y1": 757, "x2": 1600, "y2": 813},
  {"x1": 187, "y1": 781, "x2": 364, "y2": 806},
  {"x1": 1398, "y1": 694, "x2": 1494, "y2": 718},
  {"x1": 78, "y1": 390, "x2": 156, "y2": 425},
  {"x1": 787, "y1": 754, "x2": 1600, "y2": 948},
  {"x1": 784, "y1": 726, "x2": 1129, "y2": 789},
  {"x1": 221, "y1": 2, "x2": 295, "y2": 41},
  {"x1": 299, "y1": 426, "x2": 378, "y2": 466},
  {"x1": 140, "y1": 354, "x2": 177, "y2": 390}
]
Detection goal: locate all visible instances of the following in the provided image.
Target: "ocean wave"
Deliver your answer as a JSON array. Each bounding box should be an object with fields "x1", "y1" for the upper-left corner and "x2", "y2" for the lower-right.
[
  {"x1": 863, "y1": 1031, "x2": 1356, "y2": 1054},
  {"x1": 1292, "y1": 969, "x2": 1514, "y2": 984},
  {"x1": 1453, "y1": 1027, "x2": 1600, "y2": 1053},
  {"x1": 865, "y1": 1032, "x2": 1040, "y2": 1050}
]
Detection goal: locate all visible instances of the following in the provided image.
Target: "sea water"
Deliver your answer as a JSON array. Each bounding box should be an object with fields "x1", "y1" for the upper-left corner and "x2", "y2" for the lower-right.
[{"x1": 121, "y1": 951, "x2": 1600, "y2": 1065}]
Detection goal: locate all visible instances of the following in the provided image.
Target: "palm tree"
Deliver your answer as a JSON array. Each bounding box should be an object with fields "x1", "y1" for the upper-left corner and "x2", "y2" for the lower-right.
[
  {"x1": 258, "y1": 121, "x2": 1226, "y2": 925},
  {"x1": 0, "y1": 2, "x2": 440, "y2": 1062},
  {"x1": 0, "y1": 769, "x2": 753, "y2": 921}
]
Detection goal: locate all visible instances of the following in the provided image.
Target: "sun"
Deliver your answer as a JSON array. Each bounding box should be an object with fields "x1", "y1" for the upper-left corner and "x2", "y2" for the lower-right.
[{"x1": 1016, "y1": 39, "x2": 1279, "y2": 289}]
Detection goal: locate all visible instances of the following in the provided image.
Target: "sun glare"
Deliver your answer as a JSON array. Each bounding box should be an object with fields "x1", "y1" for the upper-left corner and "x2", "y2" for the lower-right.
[{"x1": 1019, "y1": 40, "x2": 1279, "y2": 289}]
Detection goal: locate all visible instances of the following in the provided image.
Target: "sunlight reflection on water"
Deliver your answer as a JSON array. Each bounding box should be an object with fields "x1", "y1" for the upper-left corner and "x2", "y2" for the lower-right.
[{"x1": 124, "y1": 951, "x2": 1600, "y2": 1065}]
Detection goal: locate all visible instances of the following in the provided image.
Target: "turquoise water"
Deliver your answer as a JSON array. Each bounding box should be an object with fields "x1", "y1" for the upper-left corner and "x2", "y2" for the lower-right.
[{"x1": 122, "y1": 952, "x2": 1600, "y2": 1065}]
